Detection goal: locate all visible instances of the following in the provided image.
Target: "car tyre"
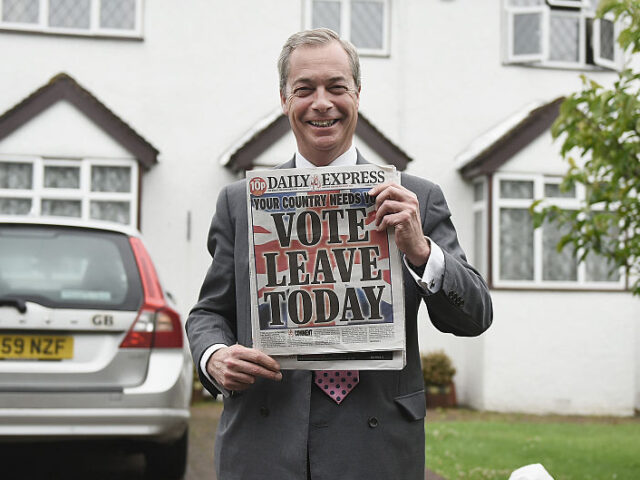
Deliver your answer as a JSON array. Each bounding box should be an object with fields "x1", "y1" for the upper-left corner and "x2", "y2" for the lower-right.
[{"x1": 145, "y1": 429, "x2": 188, "y2": 480}]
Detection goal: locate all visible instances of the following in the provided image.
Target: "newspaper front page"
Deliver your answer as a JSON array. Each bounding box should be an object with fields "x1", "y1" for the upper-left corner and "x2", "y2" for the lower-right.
[{"x1": 246, "y1": 164, "x2": 405, "y2": 368}]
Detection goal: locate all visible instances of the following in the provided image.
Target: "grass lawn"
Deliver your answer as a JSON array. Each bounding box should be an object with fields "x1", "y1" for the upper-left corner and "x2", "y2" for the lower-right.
[{"x1": 425, "y1": 409, "x2": 640, "y2": 480}]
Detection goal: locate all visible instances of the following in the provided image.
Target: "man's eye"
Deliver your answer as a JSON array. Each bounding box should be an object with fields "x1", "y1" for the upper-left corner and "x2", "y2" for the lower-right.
[
  {"x1": 330, "y1": 86, "x2": 348, "y2": 93},
  {"x1": 293, "y1": 87, "x2": 312, "y2": 97}
]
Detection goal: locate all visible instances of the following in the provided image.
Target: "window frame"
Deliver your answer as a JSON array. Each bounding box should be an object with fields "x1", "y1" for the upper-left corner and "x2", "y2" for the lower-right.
[
  {"x1": 502, "y1": 0, "x2": 623, "y2": 71},
  {"x1": 490, "y1": 172, "x2": 625, "y2": 290},
  {"x1": 593, "y1": 13, "x2": 620, "y2": 70},
  {"x1": 304, "y1": 0, "x2": 391, "y2": 57},
  {"x1": 0, "y1": 0, "x2": 144, "y2": 39},
  {"x1": 472, "y1": 178, "x2": 488, "y2": 278},
  {"x1": 0, "y1": 155, "x2": 139, "y2": 227}
]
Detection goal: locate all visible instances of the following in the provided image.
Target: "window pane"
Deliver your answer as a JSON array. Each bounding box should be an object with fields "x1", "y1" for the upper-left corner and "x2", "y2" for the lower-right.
[
  {"x1": 2, "y1": 0, "x2": 39, "y2": 23},
  {"x1": 544, "y1": 183, "x2": 576, "y2": 198},
  {"x1": 550, "y1": 14, "x2": 580, "y2": 62},
  {"x1": 474, "y1": 210, "x2": 485, "y2": 275},
  {"x1": 41, "y1": 199, "x2": 82, "y2": 217},
  {"x1": 100, "y1": 0, "x2": 135, "y2": 30},
  {"x1": 44, "y1": 166, "x2": 80, "y2": 189},
  {"x1": 312, "y1": 0, "x2": 341, "y2": 34},
  {"x1": 500, "y1": 208, "x2": 534, "y2": 280},
  {"x1": 513, "y1": 13, "x2": 543, "y2": 55},
  {"x1": 473, "y1": 182, "x2": 484, "y2": 202},
  {"x1": 585, "y1": 251, "x2": 620, "y2": 282},
  {"x1": 599, "y1": 19, "x2": 615, "y2": 61},
  {"x1": 91, "y1": 166, "x2": 131, "y2": 192},
  {"x1": 500, "y1": 180, "x2": 534, "y2": 199},
  {"x1": 0, "y1": 162, "x2": 33, "y2": 189},
  {"x1": 351, "y1": 1, "x2": 384, "y2": 50},
  {"x1": 49, "y1": 0, "x2": 91, "y2": 29},
  {"x1": 0, "y1": 198, "x2": 32, "y2": 215},
  {"x1": 542, "y1": 220, "x2": 577, "y2": 281},
  {"x1": 508, "y1": 0, "x2": 545, "y2": 5},
  {"x1": 90, "y1": 200, "x2": 130, "y2": 224}
]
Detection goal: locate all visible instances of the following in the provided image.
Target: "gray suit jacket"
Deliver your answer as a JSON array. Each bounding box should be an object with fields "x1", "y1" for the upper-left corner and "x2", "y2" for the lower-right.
[{"x1": 186, "y1": 154, "x2": 492, "y2": 480}]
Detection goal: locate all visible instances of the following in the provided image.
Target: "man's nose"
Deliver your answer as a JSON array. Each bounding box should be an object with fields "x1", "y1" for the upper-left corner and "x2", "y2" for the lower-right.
[{"x1": 311, "y1": 88, "x2": 332, "y2": 111}]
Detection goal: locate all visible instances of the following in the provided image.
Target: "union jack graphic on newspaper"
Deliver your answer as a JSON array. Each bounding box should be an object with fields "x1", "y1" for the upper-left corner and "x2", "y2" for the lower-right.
[{"x1": 250, "y1": 187, "x2": 394, "y2": 332}]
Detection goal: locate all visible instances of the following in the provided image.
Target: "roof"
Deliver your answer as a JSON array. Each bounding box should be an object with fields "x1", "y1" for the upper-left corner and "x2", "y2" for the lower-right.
[
  {"x1": 0, "y1": 73, "x2": 159, "y2": 169},
  {"x1": 456, "y1": 97, "x2": 564, "y2": 180},
  {"x1": 220, "y1": 109, "x2": 413, "y2": 172}
]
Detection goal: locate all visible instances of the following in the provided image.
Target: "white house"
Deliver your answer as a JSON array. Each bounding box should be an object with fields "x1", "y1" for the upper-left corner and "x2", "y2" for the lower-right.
[{"x1": 0, "y1": 0, "x2": 637, "y2": 415}]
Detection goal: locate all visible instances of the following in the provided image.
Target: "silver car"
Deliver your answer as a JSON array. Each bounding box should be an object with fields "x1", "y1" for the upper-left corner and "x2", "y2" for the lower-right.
[{"x1": 0, "y1": 218, "x2": 192, "y2": 479}]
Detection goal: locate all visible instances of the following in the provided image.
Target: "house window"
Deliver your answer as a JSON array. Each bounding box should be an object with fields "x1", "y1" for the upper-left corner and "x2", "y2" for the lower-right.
[
  {"x1": 305, "y1": 0, "x2": 390, "y2": 56},
  {"x1": 502, "y1": 0, "x2": 621, "y2": 70},
  {"x1": 491, "y1": 173, "x2": 623, "y2": 289},
  {"x1": 0, "y1": 157, "x2": 138, "y2": 226},
  {"x1": 0, "y1": 0, "x2": 142, "y2": 38},
  {"x1": 472, "y1": 179, "x2": 487, "y2": 277}
]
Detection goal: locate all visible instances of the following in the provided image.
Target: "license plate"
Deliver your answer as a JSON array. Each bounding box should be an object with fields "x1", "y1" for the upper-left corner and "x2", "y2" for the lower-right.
[{"x1": 0, "y1": 334, "x2": 74, "y2": 360}]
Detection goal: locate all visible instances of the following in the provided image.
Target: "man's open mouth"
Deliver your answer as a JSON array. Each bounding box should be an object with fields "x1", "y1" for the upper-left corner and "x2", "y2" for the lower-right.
[{"x1": 308, "y1": 119, "x2": 338, "y2": 127}]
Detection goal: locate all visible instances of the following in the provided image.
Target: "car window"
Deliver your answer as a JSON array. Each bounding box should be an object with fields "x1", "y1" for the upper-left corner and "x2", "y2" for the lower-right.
[{"x1": 0, "y1": 225, "x2": 143, "y2": 310}]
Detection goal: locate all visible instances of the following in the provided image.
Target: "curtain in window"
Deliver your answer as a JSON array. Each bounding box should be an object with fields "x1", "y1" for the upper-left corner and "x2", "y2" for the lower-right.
[
  {"x1": 0, "y1": 162, "x2": 33, "y2": 189},
  {"x1": 500, "y1": 208, "x2": 534, "y2": 280},
  {"x1": 44, "y1": 166, "x2": 80, "y2": 189},
  {"x1": 585, "y1": 252, "x2": 620, "y2": 282},
  {"x1": 508, "y1": 0, "x2": 545, "y2": 5},
  {"x1": 542, "y1": 220, "x2": 577, "y2": 280},
  {"x1": 42, "y1": 199, "x2": 82, "y2": 218},
  {"x1": 351, "y1": 1, "x2": 383, "y2": 49},
  {"x1": 91, "y1": 166, "x2": 131, "y2": 192},
  {"x1": 500, "y1": 180, "x2": 534, "y2": 199},
  {"x1": 100, "y1": 0, "x2": 136, "y2": 30},
  {"x1": 550, "y1": 14, "x2": 580, "y2": 62},
  {"x1": 90, "y1": 200, "x2": 130, "y2": 224},
  {"x1": 474, "y1": 210, "x2": 485, "y2": 276},
  {"x1": 312, "y1": 1, "x2": 341, "y2": 34},
  {"x1": 0, "y1": 198, "x2": 32, "y2": 215},
  {"x1": 49, "y1": 0, "x2": 91, "y2": 29},
  {"x1": 2, "y1": 0, "x2": 39, "y2": 23}
]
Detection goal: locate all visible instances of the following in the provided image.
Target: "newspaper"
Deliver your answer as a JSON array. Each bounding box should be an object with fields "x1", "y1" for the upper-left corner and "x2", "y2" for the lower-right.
[
  {"x1": 274, "y1": 349, "x2": 405, "y2": 370},
  {"x1": 246, "y1": 164, "x2": 406, "y2": 366}
]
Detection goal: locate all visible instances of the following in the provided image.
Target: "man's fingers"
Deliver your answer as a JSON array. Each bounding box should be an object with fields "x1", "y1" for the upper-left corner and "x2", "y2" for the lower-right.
[
  {"x1": 237, "y1": 347, "x2": 281, "y2": 374},
  {"x1": 208, "y1": 345, "x2": 282, "y2": 391}
]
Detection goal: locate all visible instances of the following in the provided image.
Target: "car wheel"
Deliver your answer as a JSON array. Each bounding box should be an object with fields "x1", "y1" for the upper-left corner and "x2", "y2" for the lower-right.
[{"x1": 145, "y1": 429, "x2": 188, "y2": 480}]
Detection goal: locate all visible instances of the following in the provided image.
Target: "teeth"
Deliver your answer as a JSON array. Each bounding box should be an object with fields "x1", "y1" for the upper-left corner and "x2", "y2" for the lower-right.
[{"x1": 310, "y1": 120, "x2": 337, "y2": 127}]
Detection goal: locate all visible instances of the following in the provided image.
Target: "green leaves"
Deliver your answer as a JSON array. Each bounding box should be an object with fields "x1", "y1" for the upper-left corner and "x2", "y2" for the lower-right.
[{"x1": 537, "y1": 0, "x2": 640, "y2": 295}]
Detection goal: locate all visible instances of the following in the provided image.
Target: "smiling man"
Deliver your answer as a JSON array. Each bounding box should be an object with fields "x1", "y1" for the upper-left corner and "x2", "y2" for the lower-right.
[{"x1": 186, "y1": 29, "x2": 492, "y2": 480}]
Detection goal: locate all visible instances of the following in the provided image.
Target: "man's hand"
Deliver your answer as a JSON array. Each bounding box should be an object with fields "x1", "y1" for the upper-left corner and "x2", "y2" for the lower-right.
[
  {"x1": 207, "y1": 345, "x2": 282, "y2": 392},
  {"x1": 369, "y1": 182, "x2": 430, "y2": 267}
]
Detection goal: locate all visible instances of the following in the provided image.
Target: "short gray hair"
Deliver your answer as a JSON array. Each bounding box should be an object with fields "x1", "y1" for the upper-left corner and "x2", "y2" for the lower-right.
[{"x1": 278, "y1": 28, "x2": 361, "y2": 95}]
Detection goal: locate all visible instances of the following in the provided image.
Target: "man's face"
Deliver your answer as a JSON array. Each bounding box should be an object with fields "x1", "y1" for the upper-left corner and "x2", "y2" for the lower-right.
[{"x1": 281, "y1": 41, "x2": 360, "y2": 166}]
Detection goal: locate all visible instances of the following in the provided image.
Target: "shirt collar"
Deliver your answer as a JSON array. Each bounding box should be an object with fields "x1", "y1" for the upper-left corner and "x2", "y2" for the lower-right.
[{"x1": 295, "y1": 145, "x2": 357, "y2": 169}]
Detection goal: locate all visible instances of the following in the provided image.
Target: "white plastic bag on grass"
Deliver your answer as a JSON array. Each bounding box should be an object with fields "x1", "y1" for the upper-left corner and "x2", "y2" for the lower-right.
[{"x1": 508, "y1": 463, "x2": 554, "y2": 480}]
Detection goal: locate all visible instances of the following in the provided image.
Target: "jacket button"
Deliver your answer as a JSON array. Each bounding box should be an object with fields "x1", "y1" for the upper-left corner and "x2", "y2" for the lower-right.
[
  {"x1": 368, "y1": 417, "x2": 379, "y2": 428},
  {"x1": 259, "y1": 407, "x2": 269, "y2": 417}
]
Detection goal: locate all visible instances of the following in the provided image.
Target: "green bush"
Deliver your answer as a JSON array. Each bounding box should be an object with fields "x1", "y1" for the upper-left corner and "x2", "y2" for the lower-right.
[{"x1": 421, "y1": 350, "x2": 456, "y2": 386}]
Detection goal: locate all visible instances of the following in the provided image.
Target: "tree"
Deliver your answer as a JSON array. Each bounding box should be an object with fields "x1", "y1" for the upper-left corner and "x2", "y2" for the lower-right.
[{"x1": 531, "y1": 0, "x2": 640, "y2": 295}]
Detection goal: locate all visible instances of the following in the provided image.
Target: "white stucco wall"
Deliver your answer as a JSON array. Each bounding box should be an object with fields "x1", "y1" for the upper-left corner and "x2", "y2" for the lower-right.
[{"x1": 1, "y1": 0, "x2": 638, "y2": 415}]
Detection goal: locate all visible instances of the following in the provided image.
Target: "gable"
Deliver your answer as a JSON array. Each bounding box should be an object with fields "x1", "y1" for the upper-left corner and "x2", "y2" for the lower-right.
[
  {"x1": 0, "y1": 99, "x2": 132, "y2": 159},
  {"x1": 222, "y1": 111, "x2": 412, "y2": 172},
  {"x1": 457, "y1": 97, "x2": 564, "y2": 180},
  {"x1": 0, "y1": 73, "x2": 159, "y2": 169}
]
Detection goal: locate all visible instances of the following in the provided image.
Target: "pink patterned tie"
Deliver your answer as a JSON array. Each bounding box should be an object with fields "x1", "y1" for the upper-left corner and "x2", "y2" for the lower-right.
[{"x1": 314, "y1": 370, "x2": 359, "y2": 404}]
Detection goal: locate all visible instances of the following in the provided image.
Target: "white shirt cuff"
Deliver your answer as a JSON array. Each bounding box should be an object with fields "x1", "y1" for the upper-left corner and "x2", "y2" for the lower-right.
[
  {"x1": 403, "y1": 237, "x2": 445, "y2": 295},
  {"x1": 200, "y1": 343, "x2": 231, "y2": 397}
]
